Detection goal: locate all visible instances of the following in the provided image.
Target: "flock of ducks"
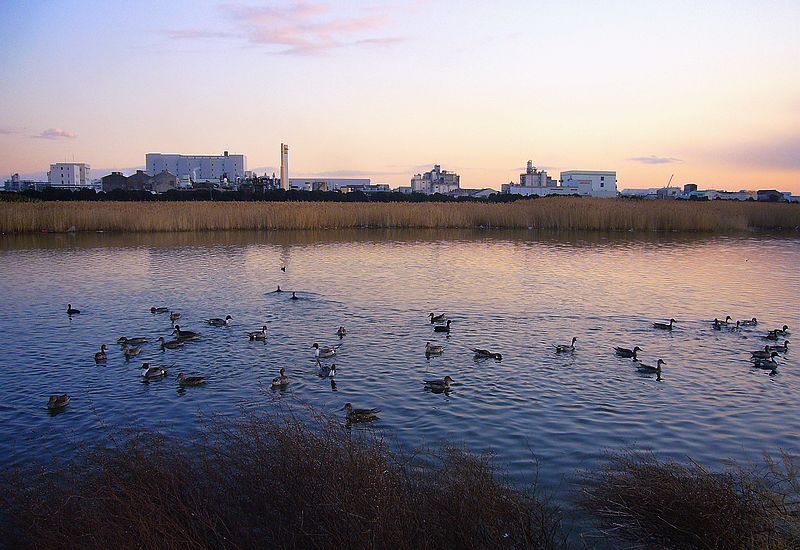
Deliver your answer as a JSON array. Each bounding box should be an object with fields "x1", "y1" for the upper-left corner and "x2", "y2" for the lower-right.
[{"x1": 49, "y1": 303, "x2": 792, "y2": 414}]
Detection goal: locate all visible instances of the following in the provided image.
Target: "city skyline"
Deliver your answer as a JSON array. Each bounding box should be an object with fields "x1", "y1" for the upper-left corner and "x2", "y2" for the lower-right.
[{"x1": 1, "y1": 1, "x2": 799, "y2": 192}]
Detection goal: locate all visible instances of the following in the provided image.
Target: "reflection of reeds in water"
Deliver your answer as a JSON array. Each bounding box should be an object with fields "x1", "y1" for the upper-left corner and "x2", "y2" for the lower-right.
[{"x1": 1, "y1": 199, "x2": 798, "y2": 233}]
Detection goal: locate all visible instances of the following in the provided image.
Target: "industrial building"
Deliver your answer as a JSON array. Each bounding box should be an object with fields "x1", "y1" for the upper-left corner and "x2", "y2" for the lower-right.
[
  {"x1": 410, "y1": 165, "x2": 460, "y2": 194},
  {"x1": 48, "y1": 162, "x2": 92, "y2": 189},
  {"x1": 146, "y1": 151, "x2": 246, "y2": 182},
  {"x1": 502, "y1": 163, "x2": 616, "y2": 197}
]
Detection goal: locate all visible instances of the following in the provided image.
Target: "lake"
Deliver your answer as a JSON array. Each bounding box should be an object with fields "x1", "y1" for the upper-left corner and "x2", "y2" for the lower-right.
[{"x1": 1, "y1": 229, "x2": 798, "y2": 498}]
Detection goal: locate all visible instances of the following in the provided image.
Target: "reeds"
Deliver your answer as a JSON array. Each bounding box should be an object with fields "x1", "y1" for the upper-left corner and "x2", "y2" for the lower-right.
[
  {"x1": 579, "y1": 450, "x2": 800, "y2": 548},
  {"x1": 1, "y1": 199, "x2": 798, "y2": 233},
  {"x1": 0, "y1": 411, "x2": 566, "y2": 549}
]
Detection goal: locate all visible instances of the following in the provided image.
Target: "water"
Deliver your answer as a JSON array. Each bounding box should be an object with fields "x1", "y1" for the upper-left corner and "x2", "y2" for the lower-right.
[{"x1": 1, "y1": 229, "x2": 798, "y2": 499}]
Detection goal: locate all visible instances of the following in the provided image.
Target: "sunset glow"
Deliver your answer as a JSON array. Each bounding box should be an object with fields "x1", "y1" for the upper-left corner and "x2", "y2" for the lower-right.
[{"x1": 1, "y1": 0, "x2": 798, "y2": 192}]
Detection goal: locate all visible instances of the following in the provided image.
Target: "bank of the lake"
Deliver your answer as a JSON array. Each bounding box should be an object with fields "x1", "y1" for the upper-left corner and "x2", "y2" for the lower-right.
[{"x1": 1, "y1": 198, "x2": 798, "y2": 233}]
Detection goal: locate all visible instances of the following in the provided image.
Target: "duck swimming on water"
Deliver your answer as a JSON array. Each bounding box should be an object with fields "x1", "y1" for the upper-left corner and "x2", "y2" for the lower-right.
[
  {"x1": 318, "y1": 363, "x2": 336, "y2": 378},
  {"x1": 653, "y1": 318, "x2": 676, "y2": 330},
  {"x1": 207, "y1": 315, "x2": 232, "y2": 327},
  {"x1": 150, "y1": 307, "x2": 169, "y2": 313},
  {"x1": 429, "y1": 312, "x2": 446, "y2": 324},
  {"x1": 172, "y1": 325, "x2": 199, "y2": 341},
  {"x1": 247, "y1": 326, "x2": 267, "y2": 340},
  {"x1": 753, "y1": 352, "x2": 780, "y2": 369},
  {"x1": 637, "y1": 359, "x2": 665, "y2": 374},
  {"x1": 555, "y1": 337, "x2": 577, "y2": 353},
  {"x1": 94, "y1": 344, "x2": 108, "y2": 362},
  {"x1": 271, "y1": 368, "x2": 289, "y2": 388},
  {"x1": 433, "y1": 320, "x2": 452, "y2": 333},
  {"x1": 336, "y1": 326, "x2": 347, "y2": 338},
  {"x1": 141, "y1": 363, "x2": 167, "y2": 379},
  {"x1": 169, "y1": 312, "x2": 181, "y2": 322},
  {"x1": 290, "y1": 292, "x2": 299, "y2": 300},
  {"x1": 425, "y1": 342, "x2": 445, "y2": 355},
  {"x1": 312, "y1": 343, "x2": 339, "y2": 359},
  {"x1": 739, "y1": 317, "x2": 758, "y2": 326},
  {"x1": 158, "y1": 336, "x2": 183, "y2": 350},
  {"x1": 47, "y1": 394, "x2": 70, "y2": 410},
  {"x1": 424, "y1": 376, "x2": 454, "y2": 391},
  {"x1": 177, "y1": 373, "x2": 206, "y2": 386},
  {"x1": 767, "y1": 340, "x2": 789, "y2": 353},
  {"x1": 118, "y1": 336, "x2": 148, "y2": 346},
  {"x1": 751, "y1": 345, "x2": 773, "y2": 360},
  {"x1": 67, "y1": 304, "x2": 80, "y2": 315},
  {"x1": 122, "y1": 344, "x2": 141, "y2": 359},
  {"x1": 614, "y1": 346, "x2": 642, "y2": 359},
  {"x1": 472, "y1": 348, "x2": 502, "y2": 360},
  {"x1": 343, "y1": 403, "x2": 380, "y2": 423}
]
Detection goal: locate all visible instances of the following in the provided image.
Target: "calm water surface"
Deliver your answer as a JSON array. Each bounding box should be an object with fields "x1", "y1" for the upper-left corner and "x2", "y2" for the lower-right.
[{"x1": 1, "y1": 229, "x2": 798, "y2": 497}]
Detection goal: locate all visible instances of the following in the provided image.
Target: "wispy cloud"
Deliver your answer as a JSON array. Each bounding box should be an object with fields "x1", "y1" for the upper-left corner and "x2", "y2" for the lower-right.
[
  {"x1": 33, "y1": 128, "x2": 78, "y2": 140},
  {"x1": 629, "y1": 155, "x2": 682, "y2": 165},
  {"x1": 0, "y1": 127, "x2": 24, "y2": 135},
  {"x1": 161, "y1": 1, "x2": 404, "y2": 55}
]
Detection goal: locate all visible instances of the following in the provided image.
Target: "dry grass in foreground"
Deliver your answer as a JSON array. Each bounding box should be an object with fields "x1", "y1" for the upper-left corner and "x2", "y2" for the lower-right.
[
  {"x1": 1, "y1": 199, "x2": 798, "y2": 233},
  {"x1": 0, "y1": 412, "x2": 566, "y2": 550},
  {"x1": 579, "y1": 450, "x2": 800, "y2": 549}
]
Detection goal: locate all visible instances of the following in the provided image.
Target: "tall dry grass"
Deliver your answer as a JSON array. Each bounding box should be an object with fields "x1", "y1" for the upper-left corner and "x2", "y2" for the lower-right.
[
  {"x1": 579, "y1": 450, "x2": 800, "y2": 549},
  {"x1": 1, "y1": 199, "x2": 798, "y2": 233},
  {"x1": 0, "y1": 411, "x2": 566, "y2": 550}
]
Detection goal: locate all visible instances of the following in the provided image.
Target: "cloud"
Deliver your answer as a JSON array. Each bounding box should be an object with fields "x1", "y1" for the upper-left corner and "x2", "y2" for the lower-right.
[
  {"x1": 160, "y1": 2, "x2": 404, "y2": 55},
  {"x1": 629, "y1": 155, "x2": 682, "y2": 165},
  {"x1": 33, "y1": 128, "x2": 78, "y2": 140},
  {"x1": 0, "y1": 127, "x2": 24, "y2": 135},
  {"x1": 709, "y1": 134, "x2": 800, "y2": 171}
]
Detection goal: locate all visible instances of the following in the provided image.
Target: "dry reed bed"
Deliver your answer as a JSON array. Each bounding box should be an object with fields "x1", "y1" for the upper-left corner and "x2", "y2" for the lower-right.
[
  {"x1": 0, "y1": 412, "x2": 565, "y2": 550},
  {"x1": 1, "y1": 199, "x2": 798, "y2": 233},
  {"x1": 579, "y1": 450, "x2": 800, "y2": 549}
]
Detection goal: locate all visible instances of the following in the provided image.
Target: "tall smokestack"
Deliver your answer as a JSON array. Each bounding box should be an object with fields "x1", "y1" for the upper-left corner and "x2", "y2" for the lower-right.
[{"x1": 280, "y1": 143, "x2": 289, "y2": 190}]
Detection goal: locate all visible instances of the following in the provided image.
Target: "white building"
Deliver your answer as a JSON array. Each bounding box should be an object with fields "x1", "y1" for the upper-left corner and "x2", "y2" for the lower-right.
[
  {"x1": 559, "y1": 170, "x2": 617, "y2": 197},
  {"x1": 146, "y1": 151, "x2": 246, "y2": 182},
  {"x1": 502, "y1": 161, "x2": 557, "y2": 194},
  {"x1": 288, "y1": 178, "x2": 371, "y2": 192},
  {"x1": 48, "y1": 162, "x2": 92, "y2": 189},
  {"x1": 410, "y1": 164, "x2": 460, "y2": 194}
]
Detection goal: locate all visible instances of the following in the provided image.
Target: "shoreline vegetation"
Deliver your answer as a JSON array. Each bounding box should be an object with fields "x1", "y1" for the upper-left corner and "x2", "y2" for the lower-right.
[
  {"x1": 1, "y1": 412, "x2": 798, "y2": 549},
  {"x1": 1, "y1": 199, "x2": 799, "y2": 234}
]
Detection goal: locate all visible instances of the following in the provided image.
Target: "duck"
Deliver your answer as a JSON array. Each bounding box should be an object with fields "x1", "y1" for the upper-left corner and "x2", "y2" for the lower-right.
[
  {"x1": 429, "y1": 312, "x2": 446, "y2": 324},
  {"x1": 66, "y1": 304, "x2": 80, "y2": 315},
  {"x1": 122, "y1": 344, "x2": 142, "y2": 359},
  {"x1": 318, "y1": 363, "x2": 337, "y2": 378},
  {"x1": 275, "y1": 285, "x2": 283, "y2": 293},
  {"x1": 774, "y1": 325, "x2": 790, "y2": 336},
  {"x1": 767, "y1": 340, "x2": 789, "y2": 353},
  {"x1": 207, "y1": 315, "x2": 232, "y2": 327},
  {"x1": 177, "y1": 373, "x2": 206, "y2": 386},
  {"x1": 753, "y1": 352, "x2": 779, "y2": 369},
  {"x1": 766, "y1": 330, "x2": 780, "y2": 341},
  {"x1": 751, "y1": 345, "x2": 773, "y2": 360},
  {"x1": 425, "y1": 342, "x2": 445, "y2": 355},
  {"x1": 247, "y1": 326, "x2": 267, "y2": 341},
  {"x1": 425, "y1": 376, "x2": 454, "y2": 391},
  {"x1": 637, "y1": 359, "x2": 665, "y2": 374},
  {"x1": 47, "y1": 394, "x2": 70, "y2": 410},
  {"x1": 343, "y1": 403, "x2": 380, "y2": 423},
  {"x1": 271, "y1": 367, "x2": 289, "y2": 388},
  {"x1": 94, "y1": 344, "x2": 108, "y2": 362},
  {"x1": 336, "y1": 326, "x2": 347, "y2": 338},
  {"x1": 117, "y1": 336, "x2": 148, "y2": 346},
  {"x1": 290, "y1": 292, "x2": 299, "y2": 300},
  {"x1": 726, "y1": 320, "x2": 741, "y2": 332},
  {"x1": 169, "y1": 312, "x2": 181, "y2": 322},
  {"x1": 150, "y1": 306, "x2": 169, "y2": 313},
  {"x1": 433, "y1": 320, "x2": 452, "y2": 333},
  {"x1": 281, "y1": 266, "x2": 286, "y2": 272},
  {"x1": 172, "y1": 325, "x2": 200, "y2": 341},
  {"x1": 472, "y1": 348, "x2": 502, "y2": 360},
  {"x1": 141, "y1": 363, "x2": 167, "y2": 379},
  {"x1": 555, "y1": 337, "x2": 577, "y2": 353},
  {"x1": 712, "y1": 319, "x2": 723, "y2": 330},
  {"x1": 739, "y1": 317, "x2": 758, "y2": 326},
  {"x1": 614, "y1": 346, "x2": 642, "y2": 359},
  {"x1": 158, "y1": 336, "x2": 184, "y2": 350},
  {"x1": 312, "y1": 342, "x2": 339, "y2": 359},
  {"x1": 653, "y1": 318, "x2": 676, "y2": 330}
]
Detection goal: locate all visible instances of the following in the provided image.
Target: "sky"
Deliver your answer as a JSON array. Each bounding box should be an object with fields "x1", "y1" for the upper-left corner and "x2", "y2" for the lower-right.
[{"x1": 0, "y1": 0, "x2": 798, "y2": 192}]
